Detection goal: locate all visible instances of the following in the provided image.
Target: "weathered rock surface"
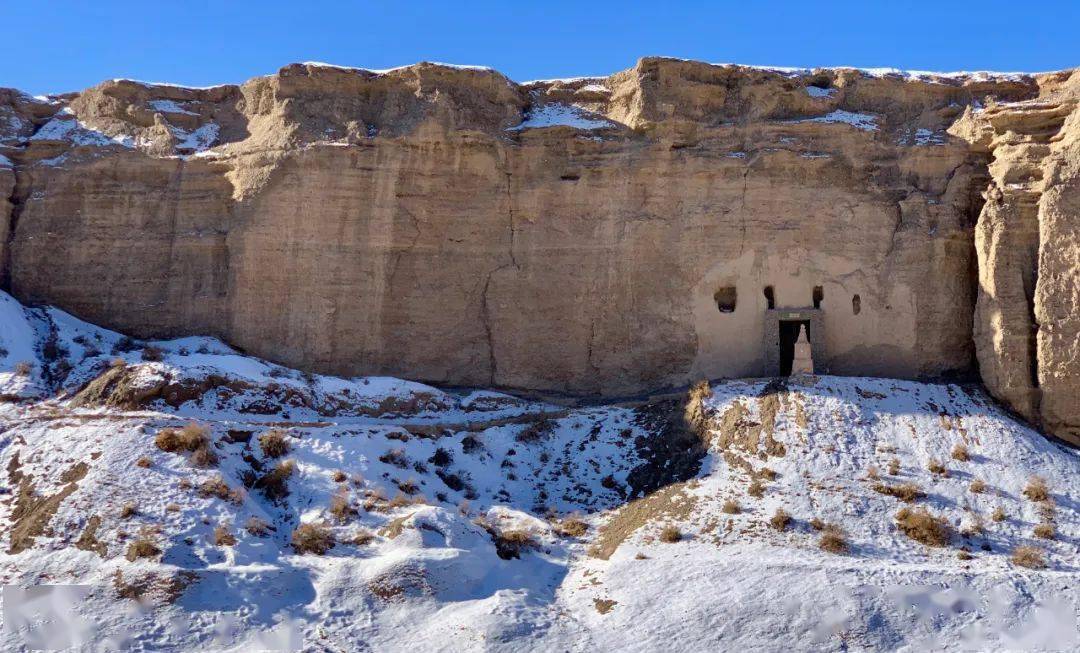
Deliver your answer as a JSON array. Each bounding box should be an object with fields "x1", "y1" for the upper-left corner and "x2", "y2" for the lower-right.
[{"x1": 0, "y1": 58, "x2": 1076, "y2": 442}]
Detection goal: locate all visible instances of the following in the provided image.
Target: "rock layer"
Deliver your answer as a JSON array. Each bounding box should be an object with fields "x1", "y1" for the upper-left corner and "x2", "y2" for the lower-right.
[{"x1": 0, "y1": 58, "x2": 1077, "y2": 442}]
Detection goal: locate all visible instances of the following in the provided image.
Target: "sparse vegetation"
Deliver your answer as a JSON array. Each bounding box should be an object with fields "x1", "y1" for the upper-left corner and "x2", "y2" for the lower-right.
[
  {"x1": 722, "y1": 499, "x2": 741, "y2": 514},
  {"x1": 818, "y1": 529, "x2": 847, "y2": 554},
  {"x1": 13, "y1": 361, "x2": 32, "y2": 377},
  {"x1": 769, "y1": 508, "x2": 791, "y2": 531},
  {"x1": 135, "y1": 456, "x2": 153, "y2": 468},
  {"x1": 516, "y1": 418, "x2": 555, "y2": 444},
  {"x1": 1022, "y1": 476, "x2": 1049, "y2": 502},
  {"x1": 396, "y1": 478, "x2": 419, "y2": 495},
  {"x1": 1034, "y1": 523, "x2": 1055, "y2": 540},
  {"x1": 119, "y1": 503, "x2": 137, "y2": 519},
  {"x1": 351, "y1": 529, "x2": 375, "y2": 546},
  {"x1": 258, "y1": 429, "x2": 290, "y2": 458},
  {"x1": 332, "y1": 470, "x2": 347, "y2": 483},
  {"x1": 951, "y1": 443, "x2": 970, "y2": 462},
  {"x1": 291, "y1": 523, "x2": 336, "y2": 555},
  {"x1": 1010, "y1": 545, "x2": 1046, "y2": 569},
  {"x1": 165, "y1": 503, "x2": 180, "y2": 513},
  {"x1": 379, "y1": 448, "x2": 409, "y2": 468},
  {"x1": 155, "y1": 423, "x2": 216, "y2": 467},
  {"x1": 758, "y1": 467, "x2": 777, "y2": 481},
  {"x1": 490, "y1": 528, "x2": 536, "y2": 559},
  {"x1": 991, "y1": 506, "x2": 1007, "y2": 523},
  {"x1": 969, "y1": 479, "x2": 986, "y2": 494},
  {"x1": 809, "y1": 518, "x2": 827, "y2": 531},
  {"x1": 659, "y1": 525, "x2": 681, "y2": 543},
  {"x1": 872, "y1": 482, "x2": 924, "y2": 503},
  {"x1": 927, "y1": 459, "x2": 949, "y2": 477},
  {"x1": 213, "y1": 524, "x2": 237, "y2": 546},
  {"x1": 895, "y1": 508, "x2": 950, "y2": 546},
  {"x1": 865, "y1": 465, "x2": 880, "y2": 481},
  {"x1": 957, "y1": 550, "x2": 973, "y2": 561},
  {"x1": 747, "y1": 480, "x2": 765, "y2": 498}
]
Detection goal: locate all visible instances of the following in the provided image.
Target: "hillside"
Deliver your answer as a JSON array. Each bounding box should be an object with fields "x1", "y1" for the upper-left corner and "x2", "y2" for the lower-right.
[{"x1": 0, "y1": 291, "x2": 1076, "y2": 651}]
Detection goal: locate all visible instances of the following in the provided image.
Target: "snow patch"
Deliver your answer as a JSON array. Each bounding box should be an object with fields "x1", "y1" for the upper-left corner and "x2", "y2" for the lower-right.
[
  {"x1": 792, "y1": 109, "x2": 879, "y2": 131},
  {"x1": 805, "y1": 86, "x2": 835, "y2": 98},
  {"x1": 171, "y1": 123, "x2": 220, "y2": 152},
  {"x1": 148, "y1": 99, "x2": 198, "y2": 115},
  {"x1": 507, "y1": 104, "x2": 614, "y2": 131}
]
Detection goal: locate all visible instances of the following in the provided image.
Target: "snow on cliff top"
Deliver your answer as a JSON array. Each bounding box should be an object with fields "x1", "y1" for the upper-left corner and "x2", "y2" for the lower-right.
[{"x1": 0, "y1": 290, "x2": 1076, "y2": 651}]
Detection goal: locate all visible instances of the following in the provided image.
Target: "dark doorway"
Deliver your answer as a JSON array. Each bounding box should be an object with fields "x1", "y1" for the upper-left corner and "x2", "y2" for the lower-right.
[{"x1": 778, "y1": 320, "x2": 810, "y2": 376}]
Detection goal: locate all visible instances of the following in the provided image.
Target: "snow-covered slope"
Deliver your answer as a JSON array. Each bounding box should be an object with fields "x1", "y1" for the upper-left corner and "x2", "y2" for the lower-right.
[{"x1": 0, "y1": 292, "x2": 1076, "y2": 651}]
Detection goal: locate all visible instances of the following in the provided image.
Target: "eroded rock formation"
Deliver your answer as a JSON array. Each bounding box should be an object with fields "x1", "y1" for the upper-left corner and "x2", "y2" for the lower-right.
[{"x1": 0, "y1": 58, "x2": 1076, "y2": 442}]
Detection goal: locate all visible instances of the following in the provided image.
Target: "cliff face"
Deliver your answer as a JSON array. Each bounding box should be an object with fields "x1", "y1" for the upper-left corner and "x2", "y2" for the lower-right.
[{"x1": 0, "y1": 58, "x2": 1077, "y2": 442}]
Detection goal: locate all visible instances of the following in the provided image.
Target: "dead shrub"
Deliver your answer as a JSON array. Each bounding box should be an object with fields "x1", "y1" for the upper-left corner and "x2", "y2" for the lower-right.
[
  {"x1": 1034, "y1": 523, "x2": 1055, "y2": 540},
  {"x1": 156, "y1": 423, "x2": 214, "y2": 467},
  {"x1": 990, "y1": 506, "x2": 1007, "y2": 522},
  {"x1": 957, "y1": 550, "x2": 973, "y2": 561},
  {"x1": 125, "y1": 537, "x2": 161, "y2": 561},
  {"x1": 659, "y1": 525, "x2": 681, "y2": 543},
  {"x1": 722, "y1": 499, "x2": 741, "y2": 515},
  {"x1": 769, "y1": 508, "x2": 791, "y2": 531},
  {"x1": 490, "y1": 528, "x2": 536, "y2": 559},
  {"x1": 257, "y1": 460, "x2": 296, "y2": 501},
  {"x1": 553, "y1": 514, "x2": 589, "y2": 538},
  {"x1": 396, "y1": 478, "x2": 419, "y2": 495},
  {"x1": 819, "y1": 530, "x2": 847, "y2": 554},
  {"x1": 198, "y1": 475, "x2": 243, "y2": 504},
  {"x1": 888, "y1": 458, "x2": 901, "y2": 476},
  {"x1": 258, "y1": 429, "x2": 290, "y2": 458},
  {"x1": 244, "y1": 516, "x2": 271, "y2": 537},
  {"x1": 291, "y1": 523, "x2": 335, "y2": 555},
  {"x1": 951, "y1": 443, "x2": 970, "y2": 462},
  {"x1": 332, "y1": 470, "x2": 347, "y2": 483},
  {"x1": 177, "y1": 478, "x2": 192, "y2": 491},
  {"x1": 1010, "y1": 545, "x2": 1045, "y2": 569},
  {"x1": 190, "y1": 445, "x2": 219, "y2": 468},
  {"x1": 809, "y1": 518, "x2": 827, "y2": 531},
  {"x1": 141, "y1": 346, "x2": 164, "y2": 362},
  {"x1": 329, "y1": 488, "x2": 356, "y2": 523},
  {"x1": 747, "y1": 480, "x2": 765, "y2": 498},
  {"x1": 119, "y1": 503, "x2": 138, "y2": 519},
  {"x1": 928, "y1": 459, "x2": 949, "y2": 477},
  {"x1": 895, "y1": 508, "x2": 950, "y2": 546},
  {"x1": 13, "y1": 361, "x2": 32, "y2": 377},
  {"x1": 758, "y1": 467, "x2": 777, "y2": 481},
  {"x1": 969, "y1": 479, "x2": 986, "y2": 494},
  {"x1": 872, "y1": 482, "x2": 924, "y2": 503},
  {"x1": 1022, "y1": 476, "x2": 1049, "y2": 502},
  {"x1": 213, "y1": 524, "x2": 237, "y2": 546},
  {"x1": 165, "y1": 503, "x2": 180, "y2": 513},
  {"x1": 866, "y1": 465, "x2": 880, "y2": 481}
]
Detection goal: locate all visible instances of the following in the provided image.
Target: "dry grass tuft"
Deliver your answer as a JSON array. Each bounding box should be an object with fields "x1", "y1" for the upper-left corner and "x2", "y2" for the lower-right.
[
  {"x1": 198, "y1": 475, "x2": 244, "y2": 504},
  {"x1": 379, "y1": 448, "x2": 409, "y2": 468},
  {"x1": 951, "y1": 443, "x2": 970, "y2": 462},
  {"x1": 291, "y1": 523, "x2": 335, "y2": 555},
  {"x1": 659, "y1": 525, "x2": 682, "y2": 543},
  {"x1": 491, "y1": 528, "x2": 536, "y2": 559},
  {"x1": 351, "y1": 529, "x2": 375, "y2": 546},
  {"x1": 189, "y1": 445, "x2": 219, "y2": 468},
  {"x1": 213, "y1": 524, "x2": 237, "y2": 546},
  {"x1": 895, "y1": 508, "x2": 950, "y2": 546},
  {"x1": 809, "y1": 518, "x2": 827, "y2": 531},
  {"x1": 135, "y1": 456, "x2": 153, "y2": 469},
  {"x1": 927, "y1": 459, "x2": 949, "y2": 477},
  {"x1": 245, "y1": 516, "x2": 271, "y2": 537},
  {"x1": 155, "y1": 422, "x2": 210, "y2": 453},
  {"x1": 1022, "y1": 476, "x2": 1049, "y2": 502},
  {"x1": 722, "y1": 499, "x2": 741, "y2": 515},
  {"x1": 119, "y1": 503, "x2": 138, "y2": 519},
  {"x1": 258, "y1": 429, "x2": 290, "y2": 458},
  {"x1": 328, "y1": 488, "x2": 356, "y2": 523},
  {"x1": 165, "y1": 503, "x2": 180, "y2": 513},
  {"x1": 747, "y1": 480, "x2": 765, "y2": 498},
  {"x1": 141, "y1": 346, "x2": 164, "y2": 362},
  {"x1": 1010, "y1": 545, "x2": 1046, "y2": 569},
  {"x1": 758, "y1": 467, "x2": 777, "y2": 481},
  {"x1": 769, "y1": 508, "x2": 791, "y2": 531},
  {"x1": 14, "y1": 361, "x2": 32, "y2": 377},
  {"x1": 332, "y1": 470, "x2": 347, "y2": 483},
  {"x1": 865, "y1": 465, "x2": 880, "y2": 481},
  {"x1": 969, "y1": 479, "x2": 986, "y2": 494},
  {"x1": 1033, "y1": 523, "x2": 1055, "y2": 540},
  {"x1": 516, "y1": 418, "x2": 556, "y2": 444},
  {"x1": 957, "y1": 550, "x2": 973, "y2": 561},
  {"x1": 888, "y1": 457, "x2": 901, "y2": 476},
  {"x1": 991, "y1": 506, "x2": 1007, "y2": 523},
  {"x1": 872, "y1": 482, "x2": 924, "y2": 503}
]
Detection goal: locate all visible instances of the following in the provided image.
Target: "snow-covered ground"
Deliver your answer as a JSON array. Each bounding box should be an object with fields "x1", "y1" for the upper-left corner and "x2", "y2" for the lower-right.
[{"x1": 0, "y1": 291, "x2": 1076, "y2": 651}]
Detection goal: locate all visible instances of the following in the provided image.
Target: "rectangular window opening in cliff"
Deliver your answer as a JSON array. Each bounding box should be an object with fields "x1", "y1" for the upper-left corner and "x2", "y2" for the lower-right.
[
  {"x1": 779, "y1": 320, "x2": 810, "y2": 377},
  {"x1": 764, "y1": 286, "x2": 775, "y2": 310},
  {"x1": 813, "y1": 286, "x2": 824, "y2": 309},
  {"x1": 715, "y1": 287, "x2": 737, "y2": 313}
]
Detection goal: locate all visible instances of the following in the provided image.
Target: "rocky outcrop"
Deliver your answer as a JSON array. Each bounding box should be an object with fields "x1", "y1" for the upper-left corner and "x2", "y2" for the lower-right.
[
  {"x1": 0, "y1": 58, "x2": 1076, "y2": 442},
  {"x1": 954, "y1": 71, "x2": 1080, "y2": 444}
]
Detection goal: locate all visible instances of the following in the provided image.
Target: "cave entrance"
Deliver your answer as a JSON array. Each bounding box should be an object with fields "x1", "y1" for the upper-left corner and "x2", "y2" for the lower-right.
[{"x1": 778, "y1": 320, "x2": 810, "y2": 376}]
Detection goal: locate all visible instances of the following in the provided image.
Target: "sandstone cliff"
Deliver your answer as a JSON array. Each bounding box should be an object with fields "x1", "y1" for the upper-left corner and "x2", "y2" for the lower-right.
[{"x1": 0, "y1": 58, "x2": 1076, "y2": 443}]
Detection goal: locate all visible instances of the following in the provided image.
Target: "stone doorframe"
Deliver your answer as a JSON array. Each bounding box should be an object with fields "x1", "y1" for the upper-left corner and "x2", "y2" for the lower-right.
[{"x1": 763, "y1": 308, "x2": 826, "y2": 376}]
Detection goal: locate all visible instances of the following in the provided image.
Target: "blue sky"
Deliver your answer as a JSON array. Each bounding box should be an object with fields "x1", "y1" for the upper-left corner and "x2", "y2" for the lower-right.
[{"x1": 3, "y1": 1, "x2": 1078, "y2": 94}]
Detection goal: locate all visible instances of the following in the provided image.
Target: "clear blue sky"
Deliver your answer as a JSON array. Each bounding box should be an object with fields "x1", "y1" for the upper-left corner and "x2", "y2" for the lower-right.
[{"x1": 3, "y1": 1, "x2": 1078, "y2": 95}]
